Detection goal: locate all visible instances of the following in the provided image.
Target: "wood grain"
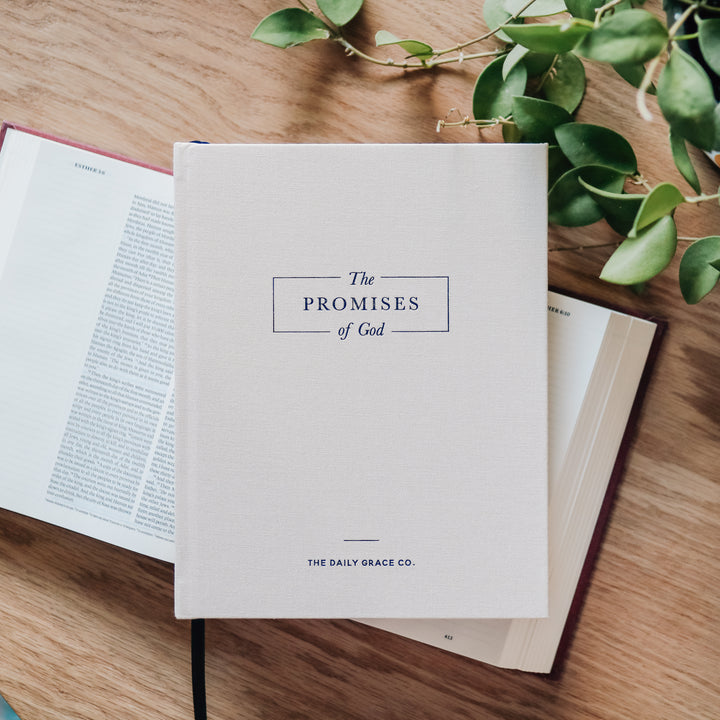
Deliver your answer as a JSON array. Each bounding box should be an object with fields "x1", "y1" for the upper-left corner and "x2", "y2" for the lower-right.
[{"x1": 2, "y1": 1, "x2": 719, "y2": 718}]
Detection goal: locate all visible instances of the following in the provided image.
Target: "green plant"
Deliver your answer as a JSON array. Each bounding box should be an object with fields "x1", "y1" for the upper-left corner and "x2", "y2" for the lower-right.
[{"x1": 252, "y1": 0, "x2": 720, "y2": 303}]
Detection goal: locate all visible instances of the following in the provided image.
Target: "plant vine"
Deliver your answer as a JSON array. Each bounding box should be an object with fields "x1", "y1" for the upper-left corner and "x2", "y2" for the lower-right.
[{"x1": 252, "y1": 0, "x2": 720, "y2": 304}]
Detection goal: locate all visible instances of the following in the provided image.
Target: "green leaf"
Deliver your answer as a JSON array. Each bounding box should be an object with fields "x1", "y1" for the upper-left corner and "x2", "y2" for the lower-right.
[
  {"x1": 503, "y1": 43, "x2": 529, "y2": 79},
  {"x1": 564, "y1": 0, "x2": 603, "y2": 21},
  {"x1": 698, "y1": 18, "x2": 720, "y2": 76},
  {"x1": 600, "y1": 216, "x2": 678, "y2": 284},
  {"x1": 576, "y1": 9, "x2": 668, "y2": 64},
  {"x1": 473, "y1": 56, "x2": 528, "y2": 121},
  {"x1": 548, "y1": 145, "x2": 573, "y2": 187},
  {"x1": 629, "y1": 182, "x2": 686, "y2": 237},
  {"x1": 512, "y1": 96, "x2": 572, "y2": 143},
  {"x1": 669, "y1": 130, "x2": 702, "y2": 195},
  {"x1": 251, "y1": 8, "x2": 332, "y2": 48},
  {"x1": 565, "y1": 0, "x2": 632, "y2": 21},
  {"x1": 578, "y1": 179, "x2": 644, "y2": 235},
  {"x1": 555, "y1": 122, "x2": 637, "y2": 174},
  {"x1": 522, "y1": 52, "x2": 556, "y2": 76},
  {"x1": 548, "y1": 165, "x2": 626, "y2": 226},
  {"x1": 542, "y1": 52, "x2": 586, "y2": 112},
  {"x1": 657, "y1": 46, "x2": 717, "y2": 151},
  {"x1": 317, "y1": 0, "x2": 362, "y2": 26},
  {"x1": 503, "y1": 19, "x2": 592, "y2": 54},
  {"x1": 679, "y1": 236, "x2": 720, "y2": 303},
  {"x1": 375, "y1": 30, "x2": 434, "y2": 59},
  {"x1": 503, "y1": 0, "x2": 567, "y2": 17},
  {"x1": 484, "y1": 0, "x2": 524, "y2": 44},
  {"x1": 613, "y1": 62, "x2": 656, "y2": 94}
]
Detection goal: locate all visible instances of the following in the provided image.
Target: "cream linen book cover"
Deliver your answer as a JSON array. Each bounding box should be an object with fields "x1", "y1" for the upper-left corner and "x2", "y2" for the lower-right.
[{"x1": 174, "y1": 143, "x2": 548, "y2": 619}]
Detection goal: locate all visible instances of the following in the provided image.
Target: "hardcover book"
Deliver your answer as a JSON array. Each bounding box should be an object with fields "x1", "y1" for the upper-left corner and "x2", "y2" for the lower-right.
[{"x1": 173, "y1": 142, "x2": 549, "y2": 619}]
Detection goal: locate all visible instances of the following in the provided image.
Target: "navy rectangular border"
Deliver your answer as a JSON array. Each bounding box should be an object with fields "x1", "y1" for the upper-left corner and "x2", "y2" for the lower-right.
[{"x1": 272, "y1": 275, "x2": 450, "y2": 334}]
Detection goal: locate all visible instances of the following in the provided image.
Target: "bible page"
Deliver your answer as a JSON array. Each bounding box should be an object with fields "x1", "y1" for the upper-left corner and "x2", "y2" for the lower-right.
[{"x1": 0, "y1": 127, "x2": 174, "y2": 561}]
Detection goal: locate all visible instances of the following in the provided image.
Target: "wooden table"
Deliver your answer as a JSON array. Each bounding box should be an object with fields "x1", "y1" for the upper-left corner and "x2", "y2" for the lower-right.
[{"x1": 3, "y1": 2, "x2": 719, "y2": 718}]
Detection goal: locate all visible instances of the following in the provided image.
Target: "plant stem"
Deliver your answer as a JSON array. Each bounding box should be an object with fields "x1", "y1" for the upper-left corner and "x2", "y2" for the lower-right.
[
  {"x1": 336, "y1": 37, "x2": 425, "y2": 68},
  {"x1": 336, "y1": 36, "x2": 505, "y2": 69},
  {"x1": 594, "y1": 0, "x2": 625, "y2": 26},
  {"x1": 436, "y1": 116, "x2": 513, "y2": 130},
  {"x1": 668, "y1": 2, "x2": 701, "y2": 35},
  {"x1": 631, "y1": 173, "x2": 653, "y2": 192},
  {"x1": 432, "y1": 0, "x2": 542, "y2": 57},
  {"x1": 535, "y1": 55, "x2": 559, "y2": 92},
  {"x1": 674, "y1": 0, "x2": 720, "y2": 12},
  {"x1": 636, "y1": 55, "x2": 664, "y2": 120},
  {"x1": 686, "y1": 192, "x2": 720, "y2": 203},
  {"x1": 330, "y1": 0, "x2": 540, "y2": 71},
  {"x1": 549, "y1": 241, "x2": 620, "y2": 252},
  {"x1": 428, "y1": 49, "x2": 507, "y2": 67}
]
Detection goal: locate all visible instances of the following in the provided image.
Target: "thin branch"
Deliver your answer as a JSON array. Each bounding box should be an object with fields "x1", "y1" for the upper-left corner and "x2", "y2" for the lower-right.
[
  {"x1": 337, "y1": 36, "x2": 506, "y2": 70},
  {"x1": 432, "y1": 0, "x2": 543, "y2": 56},
  {"x1": 594, "y1": 0, "x2": 625, "y2": 25},
  {"x1": 336, "y1": 37, "x2": 426, "y2": 68},
  {"x1": 686, "y1": 192, "x2": 720, "y2": 204},
  {"x1": 549, "y1": 242, "x2": 621, "y2": 252},
  {"x1": 427, "y1": 49, "x2": 506, "y2": 67},
  {"x1": 631, "y1": 173, "x2": 653, "y2": 191},
  {"x1": 535, "y1": 54, "x2": 559, "y2": 93},
  {"x1": 672, "y1": 0, "x2": 720, "y2": 12},
  {"x1": 668, "y1": 2, "x2": 701, "y2": 36},
  {"x1": 636, "y1": 55, "x2": 662, "y2": 121},
  {"x1": 437, "y1": 116, "x2": 513, "y2": 131}
]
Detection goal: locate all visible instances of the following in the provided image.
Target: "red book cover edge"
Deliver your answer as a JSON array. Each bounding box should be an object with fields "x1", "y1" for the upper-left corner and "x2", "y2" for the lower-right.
[{"x1": 0, "y1": 121, "x2": 171, "y2": 176}]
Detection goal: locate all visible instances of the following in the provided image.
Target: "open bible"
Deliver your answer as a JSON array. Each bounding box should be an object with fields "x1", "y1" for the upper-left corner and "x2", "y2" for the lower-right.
[{"x1": 0, "y1": 126, "x2": 662, "y2": 671}]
